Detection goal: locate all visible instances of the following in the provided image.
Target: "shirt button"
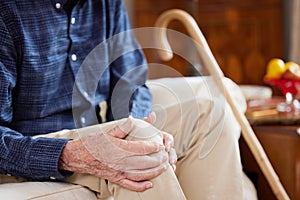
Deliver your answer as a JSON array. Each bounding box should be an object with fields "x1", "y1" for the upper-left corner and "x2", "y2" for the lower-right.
[
  {"x1": 71, "y1": 17, "x2": 76, "y2": 25},
  {"x1": 83, "y1": 92, "x2": 89, "y2": 98},
  {"x1": 71, "y1": 54, "x2": 77, "y2": 61},
  {"x1": 55, "y1": 3, "x2": 62, "y2": 9},
  {"x1": 81, "y1": 117, "x2": 86, "y2": 124}
]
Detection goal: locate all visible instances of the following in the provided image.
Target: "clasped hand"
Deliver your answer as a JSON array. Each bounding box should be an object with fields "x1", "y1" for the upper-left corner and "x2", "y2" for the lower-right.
[{"x1": 59, "y1": 116, "x2": 176, "y2": 192}]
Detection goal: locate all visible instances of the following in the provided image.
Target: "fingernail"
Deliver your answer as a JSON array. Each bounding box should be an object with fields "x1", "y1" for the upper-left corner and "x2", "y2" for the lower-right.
[
  {"x1": 166, "y1": 143, "x2": 171, "y2": 152},
  {"x1": 172, "y1": 164, "x2": 177, "y2": 171},
  {"x1": 159, "y1": 144, "x2": 165, "y2": 151},
  {"x1": 146, "y1": 182, "x2": 153, "y2": 189},
  {"x1": 119, "y1": 117, "x2": 133, "y2": 133},
  {"x1": 150, "y1": 112, "x2": 156, "y2": 123}
]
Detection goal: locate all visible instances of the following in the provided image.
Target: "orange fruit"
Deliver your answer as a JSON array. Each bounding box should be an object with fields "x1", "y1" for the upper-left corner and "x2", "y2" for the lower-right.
[{"x1": 265, "y1": 58, "x2": 286, "y2": 79}]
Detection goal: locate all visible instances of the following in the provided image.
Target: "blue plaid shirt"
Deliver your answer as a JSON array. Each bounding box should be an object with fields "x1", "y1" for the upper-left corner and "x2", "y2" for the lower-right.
[{"x1": 0, "y1": 0, "x2": 152, "y2": 180}]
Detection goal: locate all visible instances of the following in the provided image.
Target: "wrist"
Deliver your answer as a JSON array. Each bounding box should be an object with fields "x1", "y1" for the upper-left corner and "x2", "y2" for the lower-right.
[{"x1": 58, "y1": 140, "x2": 81, "y2": 171}]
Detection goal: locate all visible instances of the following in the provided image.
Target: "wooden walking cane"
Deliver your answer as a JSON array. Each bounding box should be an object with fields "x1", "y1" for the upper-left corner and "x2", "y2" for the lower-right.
[{"x1": 154, "y1": 9, "x2": 290, "y2": 200}]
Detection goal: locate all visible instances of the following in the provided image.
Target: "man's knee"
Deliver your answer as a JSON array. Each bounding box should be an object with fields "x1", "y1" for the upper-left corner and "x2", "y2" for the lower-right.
[{"x1": 125, "y1": 118, "x2": 163, "y2": 144}]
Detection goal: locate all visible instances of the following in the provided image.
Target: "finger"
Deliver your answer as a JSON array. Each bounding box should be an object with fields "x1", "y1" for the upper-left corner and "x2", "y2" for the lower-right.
[
  {"x1": 162, "y1": 131, "x2": 174, "y2": 152},
  {"x1": 107, "y1": 117, "x2": 133, "y2": 139},
  {"x1": 110, "y1": 151, "x2": 168, "y2": 171},
  {"x1": 91, "y1": 167, "x2": 154, "y2": 192},
  {"x1": 125, "y1": 162, "x2": 168, "y2": 182},
  {"x1": 143, "y1": 112, "x2": 156, "y2": 124},
  {"x1": 118, "y1": 139, "x2": 165, "y2": 155},
  {"x1": 118, "y1": 179, "x2": 153, "y2": 192},
  {"x1": 171, "y1": 164, "x2": 177, "y2": 171},
  {"x1": 169, "y1": 148, "x2": 177, "y2": 165}
]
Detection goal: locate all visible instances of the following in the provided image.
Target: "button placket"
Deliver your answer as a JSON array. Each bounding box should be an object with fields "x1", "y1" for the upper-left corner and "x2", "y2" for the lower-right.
[{"x1": 68, "y1": 6, "x2": 80, "y2": 74}]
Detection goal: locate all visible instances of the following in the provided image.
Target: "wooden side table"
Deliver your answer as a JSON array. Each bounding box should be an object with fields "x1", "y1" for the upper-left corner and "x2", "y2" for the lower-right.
[{"x1": 240, "y1": 125, "x2": 300, "y2": 200}]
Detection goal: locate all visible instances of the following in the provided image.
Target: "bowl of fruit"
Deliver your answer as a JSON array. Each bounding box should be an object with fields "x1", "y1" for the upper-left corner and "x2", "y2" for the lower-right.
[
  {"x1": 264, "y1": 58, "x2": 300, "y2": 97},
  {"x1": 264, "y1": 58, "x2": 300, "y2": 113}
]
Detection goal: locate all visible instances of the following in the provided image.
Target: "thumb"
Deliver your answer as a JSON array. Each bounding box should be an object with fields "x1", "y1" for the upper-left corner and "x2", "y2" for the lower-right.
[
  {"x1": 107, "y1": 117, "x2": 133, "y2": 139},
  {"x1": 143, "y1": 112, "x2": 156, "y2": 124}
]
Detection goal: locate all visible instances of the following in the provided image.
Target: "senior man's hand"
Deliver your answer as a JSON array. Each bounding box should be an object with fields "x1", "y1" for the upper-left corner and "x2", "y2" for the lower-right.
[
  {"x1": 59, "y1": 117, "x2": 169, "y2": 192},
  {"x1": 144, "y1": 112, "x2": 177, "y2": 171}
]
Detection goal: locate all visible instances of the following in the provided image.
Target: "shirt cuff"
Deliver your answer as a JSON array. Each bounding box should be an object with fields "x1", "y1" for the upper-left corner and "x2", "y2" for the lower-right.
[{"x1": 28, "y1": 137, "x2": 72, "y2": 180}]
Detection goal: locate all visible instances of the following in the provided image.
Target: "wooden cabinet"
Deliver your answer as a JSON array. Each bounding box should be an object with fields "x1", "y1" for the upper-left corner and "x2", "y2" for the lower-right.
[
  {"x1": 131, "y1": 0, "x2": 285, "y2": 84},
  {"x1": 240, "y1": 125, "x2": 300, "y2": 200}
]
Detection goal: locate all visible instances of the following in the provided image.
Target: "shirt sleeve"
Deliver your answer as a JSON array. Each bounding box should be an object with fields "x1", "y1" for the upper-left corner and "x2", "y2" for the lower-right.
[
  {"x1": 107, "y1": 1, "x2": 152, "y2": 120},
  {"x1": 0, "y1": 14, "x2": 71, "y2": 181}
]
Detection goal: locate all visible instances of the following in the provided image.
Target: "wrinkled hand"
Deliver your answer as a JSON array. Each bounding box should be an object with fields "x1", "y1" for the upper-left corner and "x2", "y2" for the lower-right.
[
  {"x1": 59, "y1": 118, "x2": 168, "y2": 192},
  {"x1": 144, "y1": 112, "x2": 177, "y2": 171}
]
